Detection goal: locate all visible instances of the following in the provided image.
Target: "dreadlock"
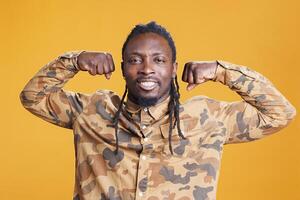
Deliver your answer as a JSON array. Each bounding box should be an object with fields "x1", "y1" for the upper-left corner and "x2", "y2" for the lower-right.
[
  {"x1": 113, "y1": 85, "x2": 127, "y2": 154},
  {"x1": 167, "y1": 76, "x2": 186, "y2": 155},
  {"x1": 114, "y1": 21, "x2": 184, "y2": 155}
]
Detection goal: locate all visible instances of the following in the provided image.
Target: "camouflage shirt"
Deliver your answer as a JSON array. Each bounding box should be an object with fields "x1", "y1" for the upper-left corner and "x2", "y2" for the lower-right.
[{"x1": 20, "y1": 52, "x2": 296, "y2": 200}]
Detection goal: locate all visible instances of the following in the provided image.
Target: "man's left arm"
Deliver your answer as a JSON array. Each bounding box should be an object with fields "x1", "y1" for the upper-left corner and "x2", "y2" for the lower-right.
[{"x1": 182, "y1": 60, "x2": 297, "y2": 144}]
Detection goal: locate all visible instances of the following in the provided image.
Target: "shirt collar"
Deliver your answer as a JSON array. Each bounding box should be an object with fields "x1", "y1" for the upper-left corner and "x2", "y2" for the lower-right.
[{"x1": 124, "y1": 96, "x2": 171, "y2": 120}]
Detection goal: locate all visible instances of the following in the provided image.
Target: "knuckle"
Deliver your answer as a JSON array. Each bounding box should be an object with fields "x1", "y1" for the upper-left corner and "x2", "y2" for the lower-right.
[
  {"x1": 100, "y1": 54, "x2": 107, "y2": 60},
  {"x1": 184, "y1": 62, "x2": 190, "y2": 68},
  {"x1": 189, "y1": 61, "x2": 196, "y2": 65},
  {"x1": 191, "y1": 62, "x2": 199, "y2": 68},
  {"x1": 187, "y1": 62, "x2": 193, "y2": 67},
  {"x1": 195, "y1": 67, "x2": 202, "y2": 73},
  {"x1": 96, "y1": 53, "x2": 105, "y2": 60}
]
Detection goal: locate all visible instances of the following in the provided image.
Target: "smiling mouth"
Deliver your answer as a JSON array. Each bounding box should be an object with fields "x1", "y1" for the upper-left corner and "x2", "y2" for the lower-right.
[{"x1": 137, "y1": 80, "x2": 159, "y2": 91}]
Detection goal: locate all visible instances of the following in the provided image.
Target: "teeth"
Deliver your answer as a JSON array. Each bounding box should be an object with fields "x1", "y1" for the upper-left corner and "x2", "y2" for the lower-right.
[
  {"x1": 140, "y1": 82, "x2": 155, "y2": 87},
  {"x1": 138, "y1": 81, "x2": 157, "y2": 90}
]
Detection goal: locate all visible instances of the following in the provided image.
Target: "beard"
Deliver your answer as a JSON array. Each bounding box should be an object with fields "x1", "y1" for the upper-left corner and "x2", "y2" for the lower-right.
[
  {"x1": 136, "y1": 96, "x2": 159, "y2": 107},
  {"x1": 126, "y1": 80, "x2": 172, "y2": 107}
]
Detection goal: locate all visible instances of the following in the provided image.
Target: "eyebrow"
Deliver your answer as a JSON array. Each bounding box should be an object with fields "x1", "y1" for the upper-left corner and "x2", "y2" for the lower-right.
[{"x1": 127, "y1": 51, "x2": 165, "y2": 56}]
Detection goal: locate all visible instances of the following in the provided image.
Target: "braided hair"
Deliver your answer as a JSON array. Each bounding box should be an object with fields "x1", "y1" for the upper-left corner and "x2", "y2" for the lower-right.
[
  {"x1": 114, "y1": 21, "x2": 185, "y2": 155},
  {"x1": 167, "y1": 76, "x2": 186, "y2": 154}
]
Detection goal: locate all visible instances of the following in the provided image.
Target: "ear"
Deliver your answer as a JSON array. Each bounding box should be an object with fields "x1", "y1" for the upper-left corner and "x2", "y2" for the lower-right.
[{"x1": 172, "y1": 62, "x2": 178, "y2": 78}]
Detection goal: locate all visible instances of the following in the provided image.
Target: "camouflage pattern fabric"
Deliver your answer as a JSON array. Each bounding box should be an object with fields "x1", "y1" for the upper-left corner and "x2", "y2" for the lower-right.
[{"x1": 20, "y1": 52, "x2": 296, "y2": 200}]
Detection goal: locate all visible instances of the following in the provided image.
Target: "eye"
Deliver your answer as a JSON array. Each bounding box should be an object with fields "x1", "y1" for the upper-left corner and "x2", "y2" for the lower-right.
[
  {"x1": 128, "y1": 57, "x2": 142, "y2": 64},
  {"x1": 155, "y1": 57, "x2": 166, "y2": 64}
]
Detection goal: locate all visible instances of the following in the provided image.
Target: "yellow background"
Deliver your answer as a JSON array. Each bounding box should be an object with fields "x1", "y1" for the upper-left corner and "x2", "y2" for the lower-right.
[{"x1": 1, "y1": 0, "x2": 299, "y2": 199}]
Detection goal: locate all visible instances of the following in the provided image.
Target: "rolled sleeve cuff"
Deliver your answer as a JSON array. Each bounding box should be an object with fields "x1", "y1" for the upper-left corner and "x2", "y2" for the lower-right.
[
  {"x1": 212, "y1": 60, "x2": 227, "y2": 83},
  {"x1": 58, "y1": 50, "x2": 86, "y2": 71}
]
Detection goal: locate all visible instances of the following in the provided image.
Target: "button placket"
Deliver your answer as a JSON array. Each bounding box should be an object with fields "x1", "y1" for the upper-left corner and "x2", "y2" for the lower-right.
[
  {"x1": 141, "y1": 124, "x2": 147, "y2": 130},
  {"x1": 141, "y1": 155, "x2": 147, "y2": 160},
  {"x1": 136, "y1": 106, "x2": 152, "y2": 200},
  {"x1": 140, "y1": 107, "x2": 152, "y2": 124},
  {"x1": 139, "y1": 192, "x2": 144, "y2": 197},
  {"x1": 135, "y1": 152, "x2": 149, "y2": 199}
]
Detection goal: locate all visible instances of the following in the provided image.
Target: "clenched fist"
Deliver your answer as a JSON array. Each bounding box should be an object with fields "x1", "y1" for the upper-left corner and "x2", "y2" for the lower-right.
[
  {"x1": 77, "y1": 51, "x2": 115, "y2": 79},
  {"x1": 182, "y1": 61, "x2": 218, "y2": 91}
]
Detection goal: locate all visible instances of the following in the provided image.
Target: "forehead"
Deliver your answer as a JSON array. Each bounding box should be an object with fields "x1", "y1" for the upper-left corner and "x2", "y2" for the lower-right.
[{"x1": 124, "y1": 32, "x2": 172, "y2": 56}]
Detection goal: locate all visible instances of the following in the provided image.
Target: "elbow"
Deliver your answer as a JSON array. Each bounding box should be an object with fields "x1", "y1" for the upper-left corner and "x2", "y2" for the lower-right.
[
  {"x1": 19, "y1": 90, "x2": 38, "y2": 109},
  {"x1": 275, "y1": 103, "x2": 297, "y2": 127},
  {"x1": 263, "y1": 103, "x2": 297, "y2": 130},
  {"x1": 19, "y1": 90, "x2": 27, "y2": 107},
  {"x1": 287, "y1": 103, "x2": 297, "y2": 121},
  {"x1": 282, "y1": 99, "x2": 297, "y2": 121}
]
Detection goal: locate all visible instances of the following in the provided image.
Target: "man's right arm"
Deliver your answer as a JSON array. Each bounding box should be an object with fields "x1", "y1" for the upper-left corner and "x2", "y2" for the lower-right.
[
  {"x1": 19, "y1": 51, "x2": 115, "y2": 129},
  {"x1": 19, "y1": 51, "x2": 90, "y2": 129}
]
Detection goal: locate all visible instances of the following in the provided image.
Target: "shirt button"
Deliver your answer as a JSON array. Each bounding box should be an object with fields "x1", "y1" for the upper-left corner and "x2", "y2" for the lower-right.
[
  {"x1": 143, "y1": 108, "x2": 148, "y2": 112},
  {"x1": 141, "y1": 155, "x2": 147, "y2": 160},
  {"x1": 144, "y1": 137, "x2": 149, "y2": 142},
  {"x1": 141, "y1": 124, "x2": 147, "y2": 130},
  {"x1": 139, "y1": 192, "x2": 144, "y2": 197}
]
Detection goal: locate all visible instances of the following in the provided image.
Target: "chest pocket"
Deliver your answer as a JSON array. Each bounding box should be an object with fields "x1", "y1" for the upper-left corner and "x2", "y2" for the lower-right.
[{"x1": 159, "y1": 117, "x2": 207, "y2": 157}]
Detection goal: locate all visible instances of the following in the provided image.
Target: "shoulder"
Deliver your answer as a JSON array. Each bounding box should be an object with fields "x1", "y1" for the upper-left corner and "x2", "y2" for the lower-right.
[
  {"x1": 74, "y1": 89, "x2": 120, "y2": 109},
  {"x1": 93, "y1": 89, "x2": 121, "y2": 109},
  {"x1": 76, "y1": 90, "x2": 121, "y2": 118}
]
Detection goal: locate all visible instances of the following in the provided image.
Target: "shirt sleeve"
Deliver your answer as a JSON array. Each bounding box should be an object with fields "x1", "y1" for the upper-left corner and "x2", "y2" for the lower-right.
[
  {"x1": 212, "y1": 60, "x2": 296, "y2": 145},
  {"x1": 19, "y1": 51, "x2": 90, "y2": 129}
]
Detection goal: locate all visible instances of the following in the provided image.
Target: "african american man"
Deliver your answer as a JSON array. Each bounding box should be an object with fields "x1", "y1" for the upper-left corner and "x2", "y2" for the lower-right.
[{"x1": 20, "y1": 21, "x2": 296, "y2": 200}]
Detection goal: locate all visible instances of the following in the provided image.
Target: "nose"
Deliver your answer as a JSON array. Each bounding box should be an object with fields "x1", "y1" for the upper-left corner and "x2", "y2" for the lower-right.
[{"x1": 139, "y1": 58, "x2": 155, "y2": 75}]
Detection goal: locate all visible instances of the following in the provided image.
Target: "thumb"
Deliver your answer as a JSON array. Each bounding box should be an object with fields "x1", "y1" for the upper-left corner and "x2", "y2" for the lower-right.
[
  {"x1": 105, "y1": 72, "x2": 112, "y2": 80},
  {"x1": 80, "y1": 63, "x2": 89, "y2": 71},
  {"x1": 186, "y1": 83, "x2": 199, "y2": 91}
]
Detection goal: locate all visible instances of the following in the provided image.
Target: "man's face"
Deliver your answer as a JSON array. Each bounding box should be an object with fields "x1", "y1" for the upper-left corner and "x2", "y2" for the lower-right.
[{"x1": 122, "y1": 32, "x2": 177, "y2": 106}]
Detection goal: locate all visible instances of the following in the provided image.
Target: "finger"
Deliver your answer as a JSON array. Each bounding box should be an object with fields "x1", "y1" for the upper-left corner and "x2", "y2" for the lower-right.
[
  {"x1": 88, "y1": 65, "x2": 97, "y2": 76},
  {"x1": 80, "y1": 63, "x2": 89, "y2": 71},
  {"x1": 194, "y1": 71, "x2": 207, "y2": 84},
  {"x1": 186, "y1": 83, "x2": 199, "y2": 91},
  {"x1": 96, "y1": 63, "x2": 104, "y2": 75},
  {"x1": 105, "y1": 72, "x2": 112, "y2": 80},
  {"x1": 193, "y1": 68, "x2": 200, "y2": 83},
  {"x1": 103, "y1": 56, "x2": 111, "y2": 79},
  {"x1": 182, "y1": 63, "x2": 189, "y2": 82},
  {"x1": 106, "y1": 53, "x2": 115, "y2": 73},
  {"x1": 187, "y1": 66, "x2": 194, "y2": 84}
]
